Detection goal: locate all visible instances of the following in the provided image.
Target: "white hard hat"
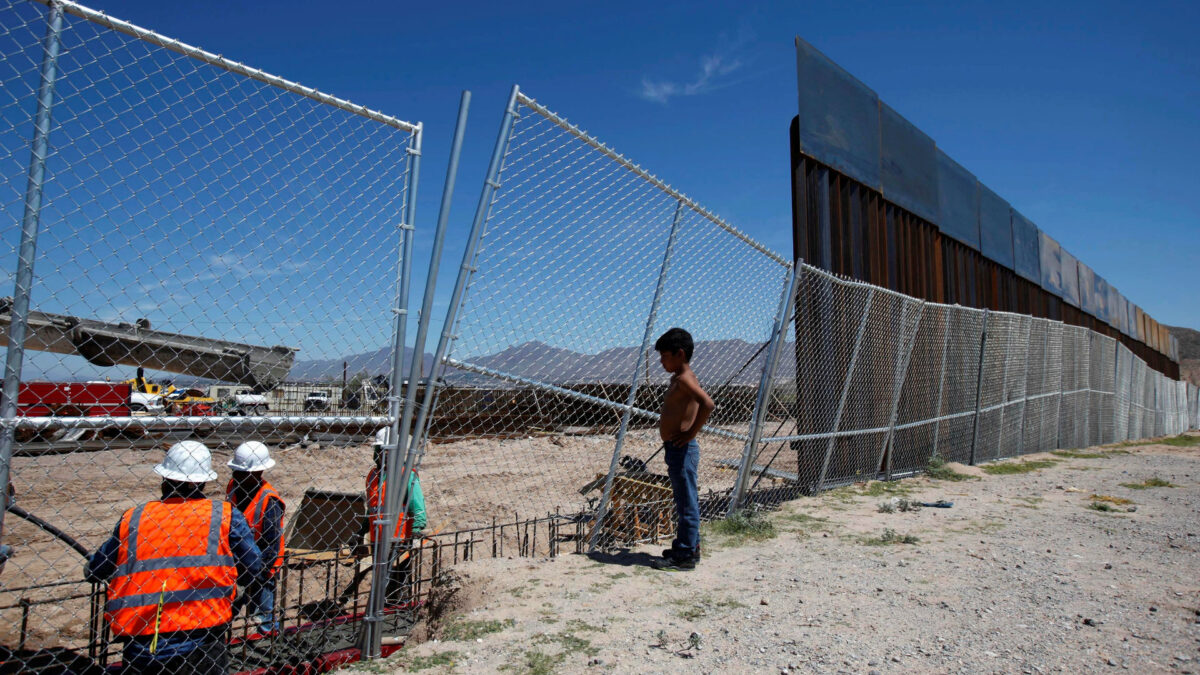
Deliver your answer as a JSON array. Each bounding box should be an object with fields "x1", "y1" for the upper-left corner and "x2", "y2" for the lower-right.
[
  {"x1": 228, "y1": 441, "x2": 275, "y2": 472},
  {"x1": 373, "y1": 428, "x2": 390, "y2": 447},
  {"x1": 155, "y1": 441, "x2": 217, "y2": 483}
]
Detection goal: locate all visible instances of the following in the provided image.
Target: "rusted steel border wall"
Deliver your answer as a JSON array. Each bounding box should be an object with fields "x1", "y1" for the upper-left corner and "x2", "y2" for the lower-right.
[{"x1": 789, "y1": 134, "x2": 1178, "y2": 379}]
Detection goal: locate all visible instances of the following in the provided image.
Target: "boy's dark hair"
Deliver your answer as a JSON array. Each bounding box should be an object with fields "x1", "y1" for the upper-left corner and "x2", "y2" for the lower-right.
[{"x1": 654, "y1": 327, "x2": 694, "y2": 362}]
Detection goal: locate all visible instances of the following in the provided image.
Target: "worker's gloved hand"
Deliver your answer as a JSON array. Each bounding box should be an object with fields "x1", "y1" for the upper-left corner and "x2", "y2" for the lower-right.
[{"x1": 411, "y1": 529, "x2": 423, "y2": 541}]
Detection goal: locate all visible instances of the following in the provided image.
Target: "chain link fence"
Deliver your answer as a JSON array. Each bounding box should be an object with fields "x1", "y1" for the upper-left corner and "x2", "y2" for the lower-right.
[
  {"x1": 1, "y1": 5, "x2": 1198, "y2": 670},
  {"x1": 409, "y1": 88, "x2": 792, "y2": 550},
  {"x1": 1, "y1": 0, "x2": 426, "y2": 670},
  {"x1": 411, "y1": 87, "x2": 1198, "y2": 559}
]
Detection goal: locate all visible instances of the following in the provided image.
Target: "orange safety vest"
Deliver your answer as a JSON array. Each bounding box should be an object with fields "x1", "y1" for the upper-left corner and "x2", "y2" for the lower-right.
[
  {"x1": 105, "y1": 499, "x2": 237, "y2": 637},
  {"x1": 366, "y1": 467, "x2": 415, "y2": 543},
  {"x1": 226, "y1": 479, "x2": 286, "y2": 576}
]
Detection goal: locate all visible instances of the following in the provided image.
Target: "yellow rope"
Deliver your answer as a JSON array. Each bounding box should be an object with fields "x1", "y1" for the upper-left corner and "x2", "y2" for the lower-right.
[{"x1": 149, "y1": 580, "x2": 167, "y2": 654}]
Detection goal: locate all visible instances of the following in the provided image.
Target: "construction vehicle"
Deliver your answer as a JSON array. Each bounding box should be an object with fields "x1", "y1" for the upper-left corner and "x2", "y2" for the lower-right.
[
  {"x1": 304, "y1": 391, "x2": 331, "y2": 412},
  {"x1": 0, "y1": 303, "x2": 297, "y2": 441},
  {"x1": 229, "y1": 389, "x2": 269, "y2": 415},
  {"x1": 0, "y1": 300, "x2": 296, "y2": 391},
  {"x1": 162, "y1": 387, "x2": 217, "y2": 416},
  {"x1": 120, "y1": 366, "x2": 171, "y2": 413}
]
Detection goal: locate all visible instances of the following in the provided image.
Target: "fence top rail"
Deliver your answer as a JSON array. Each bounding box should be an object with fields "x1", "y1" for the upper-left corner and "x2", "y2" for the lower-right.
[
  {"x1": 31, "y1": 0, "x2": 421, "y2": 134},
  {"x1": 794, "y1": 260, "x2": 1086, "y2": 331},
  {"x1": 515, "y1": 89, "x2": 790, "y2": 269}
]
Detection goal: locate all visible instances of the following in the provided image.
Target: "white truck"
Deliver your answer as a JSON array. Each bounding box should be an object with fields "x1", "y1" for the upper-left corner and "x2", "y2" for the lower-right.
[
  {"x1": 303, "y1": 391, "x2": 330, "y2": 412},
  {"x1": 229, "y1": 389, "x2": 269, "y2": 416}
]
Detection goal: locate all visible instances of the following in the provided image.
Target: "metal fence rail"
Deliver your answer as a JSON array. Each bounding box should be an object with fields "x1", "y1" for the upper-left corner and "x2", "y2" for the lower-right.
[{"x1": 0, "y1": 0, "x2": 423, "y2": 669}]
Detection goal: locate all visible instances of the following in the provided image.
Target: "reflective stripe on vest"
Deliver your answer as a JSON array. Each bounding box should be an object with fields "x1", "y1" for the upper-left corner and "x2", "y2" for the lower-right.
[
  {"x1": 105, "y1": 500, "x2": 237, "y2": 637},
  {"x1": 226, "y1": 480, "x2": 286, "y2": 576}
]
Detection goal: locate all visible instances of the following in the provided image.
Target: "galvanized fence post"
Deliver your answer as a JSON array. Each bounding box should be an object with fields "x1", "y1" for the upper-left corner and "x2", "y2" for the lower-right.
[
  {"x1": 929, "y1": 309, "x2": 952, "y2": 460},
  {"x1": 968, "y1": 309, "x2": 990, "y2": 466},
  {"x1": 0, "y1": 1, "x2": 63, "y2": 559},
  {"x1": 1014, "y1": 317, "x2": 1031, "y2": 456},
  {"x1": 815, "y1": 288, "x2": 874, "y2": 491},
  {"x1": 361, "y1": 117, "x2": 424, "y2": 662},
  {"x1": 363, "y1": 85, "x2": 507, "y2": 659},
  {"x1": 994, "y1": 316, "x2": 1012, "y2": 461},
  {"x1": 728, "y1": 265, "x2": 801, "y2": 515},
  {"x1": 586, "y1": 200, "x2": 685, "y2": 552},
  {"x1": 389, "y1": 91, "x2": 470, "y2": 545},
  {"x1": 878, "y1": 301, "x2": 925, "y2": 480},
  {"x1": 406, "y1": 85, "x2": 520, "y2": 473}
]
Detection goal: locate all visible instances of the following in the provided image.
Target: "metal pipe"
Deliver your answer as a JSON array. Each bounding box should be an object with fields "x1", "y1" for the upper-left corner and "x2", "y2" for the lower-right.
[
  {"x1": 930, "y1": 309, "x2": 952, "y2": 459},
  {"x1": 877, "y1": 301, "x2": 925, "y2": 479},
  {"x1": 362, "y1": 120, "x2": 423, "y2": 660},
  {"x1": 587, "y1": 200, "x2": 686, "y2": 552},
  {"x1": 443, "y1": 357, "x2": 747, "y2": 442},
  {"x1": 29, "y1": 0, "x2": 417, "y2": 132},
  {"x1": 393, "y1": 90, "x2": 471, "y2": 531},
  {"x1": 815, "y1": 289, "x2": 874, "y2": 491},
  {"x1": 407, "y1": 85, "x2": 521, "y2": 468},
  {"x1": 0, "y1": 1, "x2": 62, "y2": 556},
  {"x1": 968, "y1": 310, "x2": 990, "y2": 465},
  {"x1": 728, "y1": 266, "x2": 800, "y2": 515}
]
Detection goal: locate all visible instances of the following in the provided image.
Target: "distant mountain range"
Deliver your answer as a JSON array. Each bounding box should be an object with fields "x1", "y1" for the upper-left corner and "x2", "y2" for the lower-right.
[
  {"x1": 288, "y1": 346, "x2": 431, "y2": 382},
  {"x1": 441, "y1": 338, "x2": 788, "y2": 386},
  {"x1": 1166, "y1": 325, "x2": 1200, "y2": 387}
]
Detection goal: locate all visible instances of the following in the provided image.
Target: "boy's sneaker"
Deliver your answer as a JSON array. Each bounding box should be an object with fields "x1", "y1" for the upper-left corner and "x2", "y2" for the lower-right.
[
  {"x1": 661, "y1": 547, "x2": 701, "y2": 562},
  {"x1": 652, "y1": 553, "x2": 698, "y2": 571}
]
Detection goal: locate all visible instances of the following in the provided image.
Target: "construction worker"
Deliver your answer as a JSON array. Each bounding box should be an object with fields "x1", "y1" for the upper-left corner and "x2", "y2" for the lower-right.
[
  {"x1": 226, "y1": 441, "x2": 284, "y2": 635},
  {"x1": 366, "y1": 428, "x2": 426, "y2": 603},
  {"x1": 85, "y1": 441, "x2": 262, "y2": 674}
]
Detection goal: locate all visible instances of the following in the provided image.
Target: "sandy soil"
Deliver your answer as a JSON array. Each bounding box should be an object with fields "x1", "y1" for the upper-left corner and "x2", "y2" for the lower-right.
[
  {"x1": 0, "y1": 425, "x2": 745, "y2": 649},
  {"x1": 346, "y1": 436, "x2": 1200, "y2": 674}
]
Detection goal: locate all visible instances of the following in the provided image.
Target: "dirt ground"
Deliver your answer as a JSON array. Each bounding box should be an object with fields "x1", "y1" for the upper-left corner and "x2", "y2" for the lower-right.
[
  {"x1": 0, "y1": 425, "x2": 742, "y2": 649},
  {"x1": 346, "y1": 435, "x2": 1200, "y2": 674}
]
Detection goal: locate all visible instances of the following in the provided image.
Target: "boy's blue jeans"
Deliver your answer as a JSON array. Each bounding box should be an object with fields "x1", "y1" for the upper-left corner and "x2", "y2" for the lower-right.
[{"x1": 664, "y1": 439, "x2": 700, "y2": 556}]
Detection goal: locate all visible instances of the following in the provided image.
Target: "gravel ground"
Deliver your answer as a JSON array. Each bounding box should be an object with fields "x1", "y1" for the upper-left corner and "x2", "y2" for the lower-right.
[{"x1": 344, "y1": 435, "x2": 1200, "y2": 674}]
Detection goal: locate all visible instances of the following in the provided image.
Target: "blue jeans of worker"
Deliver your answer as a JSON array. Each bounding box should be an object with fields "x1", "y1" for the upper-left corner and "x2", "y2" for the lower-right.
[
  {"x1": 664, "y1": 440, "x2": 700, "y2": 557},
  {"x1": 233, "y1": 576, "x2": 277, "y2": 633},
  {"x1": 122, "y1": 628, "x2": 228, "y2": 674}
]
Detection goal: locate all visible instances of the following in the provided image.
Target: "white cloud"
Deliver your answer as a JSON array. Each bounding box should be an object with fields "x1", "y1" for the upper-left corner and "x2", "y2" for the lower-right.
[{"x1": 639, "y1": 28, "x2": 753, "y2": 104}]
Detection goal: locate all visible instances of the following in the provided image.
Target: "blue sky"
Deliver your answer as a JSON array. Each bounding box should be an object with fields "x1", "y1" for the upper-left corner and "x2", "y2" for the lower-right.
[{"x1": 13, "y1": 0, "x2": 1200, "y2": 377}]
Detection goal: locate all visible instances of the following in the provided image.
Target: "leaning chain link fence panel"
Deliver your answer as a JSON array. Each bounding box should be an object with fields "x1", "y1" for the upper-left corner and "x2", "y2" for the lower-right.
[
  {"x1": 1021, "y1": 317, "x2": 1050, "y2": 454},
  {"x1": 418, "y1": 89, "x2": 790, "y2": 552},
  {"x1": 933, "y1": 306, "x2": 987, "y2": 465},
  {"x1": 886, "y1": 303, "x2": 950, "y2": 478},
  {"x1": 1, "y1": 0, "x2": 422, "y2": 669},
  {"x1": 1088, "y1": 332, "x2": 1116, "y2": 445}
]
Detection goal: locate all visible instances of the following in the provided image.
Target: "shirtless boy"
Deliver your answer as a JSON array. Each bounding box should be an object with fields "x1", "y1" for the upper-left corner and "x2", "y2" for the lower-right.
[{"x1": 652, "y1": 327, "x2": 715, "y2": 571}]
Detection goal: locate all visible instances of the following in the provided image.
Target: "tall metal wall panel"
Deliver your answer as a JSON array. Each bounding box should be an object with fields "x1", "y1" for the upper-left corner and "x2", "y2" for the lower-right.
[
  {"x1": 1039, "y1": 231, "x2": 1066, "y2": 299},
  {"x1": 1061, "y1": 248, "x2": 1080, "y2": 308},
  {"x1": 1011, "y1": 210, "x2": 1040, "y2": 283},
  {"x1": 936, "y1": 150, "x2": 980, "y2": 250},
  {"x1": 795, "y1": 37, "x2": 881, "y2": 189},
  {"x1": 1078, "y1": 262, "x2": 1097, "y2": 316},
  {"x1": 979, "y1": 185, "x2": 1014, "y2": 268},
  {"x1": 792, "y1": 36, "x2": 1176, "y2": 366},
  {"x1": 879, "y1": 103, "x2": 938, "y2": 223},
  {"x1": 1108, "y1": 281, "x2": 1118, "y2": 329},
  {"x1": 1095, "y1": 275, "x2": 1113, "y2": 327}
]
